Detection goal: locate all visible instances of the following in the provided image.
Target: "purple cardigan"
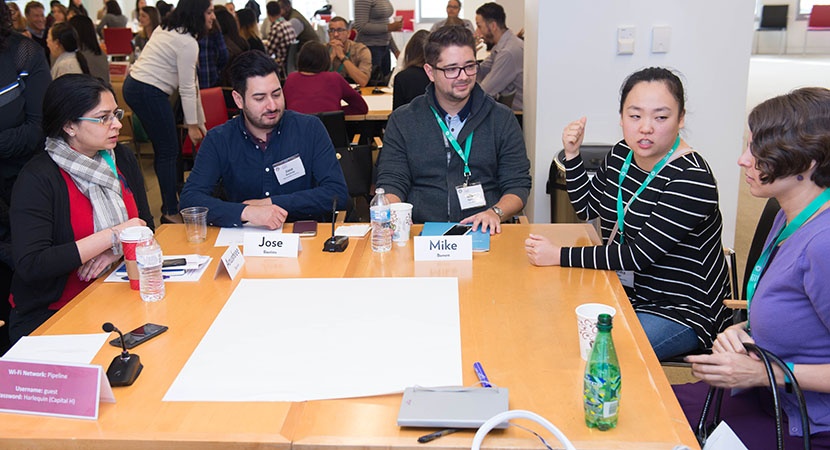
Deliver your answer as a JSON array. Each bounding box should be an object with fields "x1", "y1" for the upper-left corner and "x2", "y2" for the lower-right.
[{"x1": 750, "y1": 207, "x2": 830, "y2": 436}]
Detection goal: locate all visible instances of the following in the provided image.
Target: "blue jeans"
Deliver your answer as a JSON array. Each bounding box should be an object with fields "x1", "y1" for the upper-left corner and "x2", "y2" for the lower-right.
[
  {"x1": 122, "y1": 75, "x2": 180, "y2": 216},
  {"x1": 636, "y1": 312, "x2": 699, "y2": 360}
]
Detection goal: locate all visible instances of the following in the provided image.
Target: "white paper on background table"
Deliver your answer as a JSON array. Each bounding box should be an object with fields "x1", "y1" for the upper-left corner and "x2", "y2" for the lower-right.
[{"x1": 164, "y1": 277, "x2": 462, "y2": 402}]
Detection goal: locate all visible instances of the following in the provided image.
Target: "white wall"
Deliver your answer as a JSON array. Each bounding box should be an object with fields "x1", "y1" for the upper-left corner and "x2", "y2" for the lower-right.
[{"x1": 525, "y1": 1, "x2": 755, "y2": 247}]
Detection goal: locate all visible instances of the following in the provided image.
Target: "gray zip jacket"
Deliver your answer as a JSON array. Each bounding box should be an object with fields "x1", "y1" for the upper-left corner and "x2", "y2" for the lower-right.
[{"x1": 377, "y1": 83, "x2": 531, "y2": 223}]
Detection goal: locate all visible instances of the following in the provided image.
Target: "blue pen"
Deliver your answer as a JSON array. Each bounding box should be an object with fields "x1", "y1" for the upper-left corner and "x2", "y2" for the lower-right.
[{"x1": 473, "y1": 361, "x2": 491, "y2": 388}]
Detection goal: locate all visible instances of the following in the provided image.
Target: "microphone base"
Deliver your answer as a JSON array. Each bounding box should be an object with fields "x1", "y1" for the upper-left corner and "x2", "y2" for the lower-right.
[
  {"x1": 106, "y1": 354, "x2": 143, "y2": 387},
  {"x1": 323, "y1": 236, "x2": 349, "y2": 252}
]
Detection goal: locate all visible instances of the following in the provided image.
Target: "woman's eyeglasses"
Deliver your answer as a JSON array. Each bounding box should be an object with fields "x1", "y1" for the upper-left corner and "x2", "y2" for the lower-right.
[{"x1": 77, "y1": 109, "x2": 125, "y2": 126}]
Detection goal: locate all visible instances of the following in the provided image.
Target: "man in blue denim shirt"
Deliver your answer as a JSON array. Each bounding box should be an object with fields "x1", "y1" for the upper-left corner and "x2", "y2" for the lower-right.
[{"x1": 180, "y1": 51, "x2": 349, "y2": 229}]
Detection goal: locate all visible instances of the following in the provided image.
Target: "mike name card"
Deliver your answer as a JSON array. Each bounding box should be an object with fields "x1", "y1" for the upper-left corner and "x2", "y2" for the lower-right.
[
  {"x1": 0, "y1": 360, "x2": 114, "y2": 420},
  {"x1": 414, "y1": 235, "x2": 473, "y2": 261}
]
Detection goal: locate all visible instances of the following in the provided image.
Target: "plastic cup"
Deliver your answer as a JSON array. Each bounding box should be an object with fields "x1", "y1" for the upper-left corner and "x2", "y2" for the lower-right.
[
  {"x1": 180, "y1": 206, "x2": 208, "y2": 244},
  {"x1": 390, "y1": 203, "x2": 413, "y2": 246},
  {"x1": 120, "y1": 226, "x2": 154, "y2": 290},
  {"x1": 575, "y1": 303, "x2": 617, "y2": 360}
]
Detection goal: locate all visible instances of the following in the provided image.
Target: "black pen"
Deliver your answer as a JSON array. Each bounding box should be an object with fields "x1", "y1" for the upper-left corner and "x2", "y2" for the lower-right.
[{"x1": 417, "y1": 428, "x2": 462, "y2": 443}]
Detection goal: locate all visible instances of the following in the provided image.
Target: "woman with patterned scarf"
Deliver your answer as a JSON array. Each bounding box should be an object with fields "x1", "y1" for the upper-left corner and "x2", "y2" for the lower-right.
[{"x1": 8, "y1": 74, "x2": 152, "y2": 344}]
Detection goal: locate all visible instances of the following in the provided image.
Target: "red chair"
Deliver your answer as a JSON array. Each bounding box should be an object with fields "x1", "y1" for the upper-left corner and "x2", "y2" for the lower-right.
[
  {"x1": 803, "y1": 4, "x2": 830, "y2": 53},
  {"x1": 181, "y1": 87, "x2": 229, "y2": 158},
  {"x1": 103, "y1": 27, "x2": 134, "y2": 58}
]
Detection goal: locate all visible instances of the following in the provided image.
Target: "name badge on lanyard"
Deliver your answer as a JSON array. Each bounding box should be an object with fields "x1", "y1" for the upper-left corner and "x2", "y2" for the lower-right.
[
  {"x1": 431, "y1": 107, "x2": 483, "y2": 209},
  {"x1": 273, "y1": 154, "x2": 305, "y2": 185},
  {"x1": 456, "y1": 183, "x2": 486, "y2": 210}
]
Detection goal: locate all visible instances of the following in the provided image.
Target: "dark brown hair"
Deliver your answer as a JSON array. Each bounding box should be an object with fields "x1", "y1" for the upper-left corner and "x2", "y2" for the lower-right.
[
  {"x1": 424, "y1": 25, "x2": 475, "y2": 67},
  {"x1": 748, "y1": 87, "x2": 830, "y2": 187},
  {"x1": 296, "y1": 41, "x2": 329, "y2": 74},
  {"x1": 403, "y1": 29, "x2": 428, "y2": 70}
]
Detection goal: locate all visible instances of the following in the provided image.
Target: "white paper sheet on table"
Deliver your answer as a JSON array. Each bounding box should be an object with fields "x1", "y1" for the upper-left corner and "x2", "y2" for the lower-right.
[
  {"x1": 164, "y1": 277, "x2": 462, "y2": 402},
  {"x1": 215, "y1": 224, "x2": 283, "y2": 247},
  {"x1": 362, "y1": 94, "x2": 392, "y2": 111},
  {"x1": 103, "y1": 255, "x2": 212, "y2": 283},
  {"x1": 2, "y1": 334, "x2": 110, "y2": 364},
  {"x1": 334, "y1": 224, "x2": 370, "y2": 237}
]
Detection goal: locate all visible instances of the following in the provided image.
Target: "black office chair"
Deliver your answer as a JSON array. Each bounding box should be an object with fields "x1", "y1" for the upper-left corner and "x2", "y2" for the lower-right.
[
  {"x1": 755, "y1": 4, "x2": 788, "y2": 54},
  {"x1": 314, "y1": 111, "x2": 373, "y2": 221}
]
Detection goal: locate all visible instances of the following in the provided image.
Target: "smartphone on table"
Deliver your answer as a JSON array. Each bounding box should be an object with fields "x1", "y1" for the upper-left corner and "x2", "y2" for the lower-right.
[
  {"x1": 443, "y1": 224, "x2": 472, "y2": 236},
  {"x1": 293, "y1": 220, "x2": 318, "y2": 236},
  {"x1": 108, "y1": 323, "x2": 168, "y2": 349}
]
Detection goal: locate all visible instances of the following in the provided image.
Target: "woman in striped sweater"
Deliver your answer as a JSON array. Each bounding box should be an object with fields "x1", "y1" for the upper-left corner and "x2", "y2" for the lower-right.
[{"x1": 526, "y1": 67, "x2": 731, "y2": 360}]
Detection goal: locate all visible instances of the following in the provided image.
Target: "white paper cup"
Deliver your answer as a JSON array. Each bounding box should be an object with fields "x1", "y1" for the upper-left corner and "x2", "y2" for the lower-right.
[
  {"x1": 575, "y1": 303, "x2": 617, "y2": 360},
  {"x1": 180, "y1": 206, "x2": 208, "y2": 244},
  {"x1": 390, "y1": 202, "x2": 413, "y2": 245}
]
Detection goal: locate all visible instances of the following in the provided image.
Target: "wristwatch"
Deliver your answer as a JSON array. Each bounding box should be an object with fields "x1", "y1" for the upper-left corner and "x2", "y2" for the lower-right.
[{"x1": 491, "y1": 206, "x2": 504, "y2": 220}]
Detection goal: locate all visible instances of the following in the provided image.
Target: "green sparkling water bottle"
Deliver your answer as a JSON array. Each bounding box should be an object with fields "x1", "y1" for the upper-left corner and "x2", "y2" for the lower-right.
[{"x1": 583, "y1": 313, "x2": 620, "y2": 430}]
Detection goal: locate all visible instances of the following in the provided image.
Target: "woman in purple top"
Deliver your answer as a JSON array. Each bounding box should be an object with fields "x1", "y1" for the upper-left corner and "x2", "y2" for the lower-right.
[{"x1": 675, "y1": 87, "x2": 830, "y2": 448}]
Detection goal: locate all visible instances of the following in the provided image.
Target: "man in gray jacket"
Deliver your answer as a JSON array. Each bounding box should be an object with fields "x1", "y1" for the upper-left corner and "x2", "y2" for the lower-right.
[{"x1": 376, "y1": 25, "x2": 530, "y2": 234}]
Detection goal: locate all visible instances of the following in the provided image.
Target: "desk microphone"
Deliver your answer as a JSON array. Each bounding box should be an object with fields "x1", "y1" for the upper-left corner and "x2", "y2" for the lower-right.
[
  {"x1": 323, "y1": 197, "x2": 349, "y2": 252},
  {"x1": 102, "y1": 322, "x2": 143, "y2": 387},
  {"x1": 370, "y1": 66, "x2": 385, "y2": 94}
]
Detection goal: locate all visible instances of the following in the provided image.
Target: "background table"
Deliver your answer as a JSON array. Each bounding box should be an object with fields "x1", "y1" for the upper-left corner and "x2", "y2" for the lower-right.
[{"x1": 0, "y1": 224, "x2": 698, "y2": 449}]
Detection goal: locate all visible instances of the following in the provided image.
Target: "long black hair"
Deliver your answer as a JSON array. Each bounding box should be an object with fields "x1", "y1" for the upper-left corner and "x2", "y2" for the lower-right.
[
  {"x1": 50, "y1": 22, "x2": 90, "y2": 74},
  {"x1": 161, "y1": 0, "x2": 211, "y2": 38},
  {"x1": 43, "y1": 74, "x2": 114, "y2": 140},
  {"x1": 69, "y1": 14, "x2": 101, "y2": 55},
  {"x1": 0, "y1": 0, "x2": 13, "y2": 49}
]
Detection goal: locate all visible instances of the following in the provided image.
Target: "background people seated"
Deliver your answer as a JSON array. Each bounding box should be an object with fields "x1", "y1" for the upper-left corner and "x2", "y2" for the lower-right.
[
  {"x1": 237, "y1": 8, "x2": 265, "y2": 53},
  {"x1": 133, "y1": 5, "x2": 160, "y2": 56},
  {"x1": 96, "y1": 0, "x2": 128, "y2": 39},
  {"x1": 47, "y1": 22, "x2": 88, "y2": 78},
  {"x1": 392, "y1": 29, "x2": 429, "y2": 110},
  {"x1": 327, "y1": 16, "x2": 371, "y2": 87},
  {"x1": 180, "y1": 51, "x2": 349, "y2": 229},
  {"x1": 430, "y1": 0, "x2": 475, "y2": 34},
  {"x1": 69, "y1": 15, "x2": 108, "y2": 83},
  {"x1": 376, "y1": 26, "x2": 531, "y2": 233},
  {"x1": 525, "y1": 67, "x2": 731, "y2": 360},
  {"x1": 284, "y1": 41, "x2": 368, "y2": 116},
  {"x1": 475, "y1": 2, "x2": 523, "y2": 110},
  {"x1": 8, "y1": 74, "x2": 151, "y2": 344},
  {"x1": 677, "y1": 87, "x2": 830, "y2": 448}
]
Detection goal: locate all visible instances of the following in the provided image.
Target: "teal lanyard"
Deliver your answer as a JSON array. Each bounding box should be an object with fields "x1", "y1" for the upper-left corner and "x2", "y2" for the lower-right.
[
  {"x1": 615, "y1": 135, "x2": 681, "y2": 244},
  {"x1": 430, "y1": 107, "x2": 473, "y2": 182},
  {"x1": 98, "y1": 150, "x2": 118, "y2": 178},
  {"x1": 746, "y1": 188, "x2": 830, "y2": 330}
]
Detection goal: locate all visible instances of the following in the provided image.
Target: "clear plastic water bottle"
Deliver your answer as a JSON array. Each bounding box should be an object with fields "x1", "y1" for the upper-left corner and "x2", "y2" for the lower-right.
[
  {"x1": 135, "y1": 237, "x2": 165, "y2": 302},
  {"x1": 583, "y1": 313, "x2": 621, "y2": 430},
  {"x1": 369, "y1": 188, "x2": 392, "y2": 252}
]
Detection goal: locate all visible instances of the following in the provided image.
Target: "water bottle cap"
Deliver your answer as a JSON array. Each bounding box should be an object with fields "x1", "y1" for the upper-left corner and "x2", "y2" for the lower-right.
[{"x1": 375, "y1": 187, "x2": 385, "y2": 194}]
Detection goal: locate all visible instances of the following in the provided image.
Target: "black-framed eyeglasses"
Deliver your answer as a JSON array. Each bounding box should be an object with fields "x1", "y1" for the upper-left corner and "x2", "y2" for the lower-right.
[
  {"x1": 328, "y1": 27, "x2": 349, "y2": 34},
  {"x1": 433, "y1": 62, "x2": 479, "y2": 79},
  {"x1": 77, "y1": 109, "x2": 125, "y2": 126}
]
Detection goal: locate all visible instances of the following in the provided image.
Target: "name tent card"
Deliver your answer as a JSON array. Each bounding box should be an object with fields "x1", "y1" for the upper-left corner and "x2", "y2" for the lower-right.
[
  {"x1": 215, "y1": 245, "x2": 245, "y2": 280},
  {"x1": 244, "y1": 232, "x2": 300, "y2": 258},
  {"x1": 0, "y1": 360, "x2": 114, "y2": 420},
  {"x1": 414, "y1": 235, "x2": 473, "y2": 261}
]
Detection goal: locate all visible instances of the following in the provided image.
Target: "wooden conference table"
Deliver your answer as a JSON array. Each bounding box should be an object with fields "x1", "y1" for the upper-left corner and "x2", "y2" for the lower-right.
[{"x1": 0, "y1": 224, "x2": 698, "y2": 449}]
